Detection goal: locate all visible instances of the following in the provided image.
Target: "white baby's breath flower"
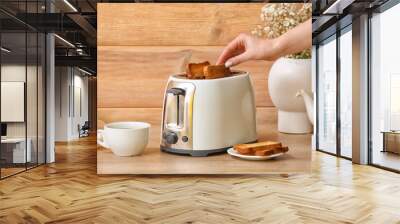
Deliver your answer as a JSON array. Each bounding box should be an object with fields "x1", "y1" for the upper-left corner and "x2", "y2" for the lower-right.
[
  {"x1": 252, "y1": 3, "x2": 311, "y2": 59},
  {"x1": 283, "y1": 20, "x2": 289, "y2": 27}
]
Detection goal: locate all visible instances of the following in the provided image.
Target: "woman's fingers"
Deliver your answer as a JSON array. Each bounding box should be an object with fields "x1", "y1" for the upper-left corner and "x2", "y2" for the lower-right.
[
  {"x1": 225, "y1": 52, "x2": 251, "y2": 67},
  {"x1": 216, "y1": 34, "x2": 246, "y2": 65}
]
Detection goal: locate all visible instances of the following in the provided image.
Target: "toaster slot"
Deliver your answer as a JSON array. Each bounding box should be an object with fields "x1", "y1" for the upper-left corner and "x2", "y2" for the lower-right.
[
  {"x1": 161, "y1": 81, "x2": 195, "y2": 150},
  {"x1": 176, "y1": 95, "x2": 185, "y2": 127},
  {"x1": 165, "y1": 88, "x2": 185, "y2": 129}
]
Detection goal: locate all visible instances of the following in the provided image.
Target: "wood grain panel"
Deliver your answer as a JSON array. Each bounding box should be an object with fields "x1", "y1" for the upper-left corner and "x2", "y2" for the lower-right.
[
  {"x1": 97, "y1": 107, "x2": 277, "y2": 131},
  {"x1": 253, "y1": 78, "x2": 271, "y2": 108},
  {"x1": 98, "y1": 46, "x2": 274, "y2": 108},
  {"x1": 98, "y1": 79, "x2": 165, "y2": 108},
  {"x1": 98, "y1": 46, "x2": 273, "y2": 81},
  {"x1": 98, "y1": 78, "x2": 272, "y2": 108},
  {"x1": 98, "y1": 3, "x2": 264, "y2": 46},
  {"x1": 97, "y1": 3, "x2": 277, "y2": 147}
]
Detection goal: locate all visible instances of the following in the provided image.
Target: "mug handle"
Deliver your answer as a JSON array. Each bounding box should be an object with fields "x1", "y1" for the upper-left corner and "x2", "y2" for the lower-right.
[{"x1": 97, "y1": 129, "x2": 109, "y2": 148}]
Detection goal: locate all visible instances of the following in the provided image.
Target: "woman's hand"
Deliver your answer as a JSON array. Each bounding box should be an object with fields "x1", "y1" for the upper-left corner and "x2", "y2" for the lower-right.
[
  {"x1": 217, "y1": 19, "x2": 312, "y2": 67},
  {"x1": 216, "y1": 33, "x2": 280, "y2": 67}
]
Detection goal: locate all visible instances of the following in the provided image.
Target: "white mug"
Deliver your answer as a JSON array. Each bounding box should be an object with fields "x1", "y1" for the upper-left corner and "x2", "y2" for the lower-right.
[{"x1": 97, "y1": 121, "x2": 151, "y2": 156}]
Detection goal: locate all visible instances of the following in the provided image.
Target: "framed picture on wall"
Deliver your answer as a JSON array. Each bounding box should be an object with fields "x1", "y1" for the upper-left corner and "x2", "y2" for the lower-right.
[{"x1": 1, "y1": 81, "x2": 25, "y2": 122}]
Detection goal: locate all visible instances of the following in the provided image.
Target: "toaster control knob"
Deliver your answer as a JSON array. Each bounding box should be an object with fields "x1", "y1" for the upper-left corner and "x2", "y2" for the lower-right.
[{"x1": 164, "y1": 132, "x2": 178, "y2": 144}]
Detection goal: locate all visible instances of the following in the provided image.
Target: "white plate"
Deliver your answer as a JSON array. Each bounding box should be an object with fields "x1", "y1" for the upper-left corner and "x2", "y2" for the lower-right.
[{"x1": 227, "y1": 148, "x2": 285, "y2": 161}]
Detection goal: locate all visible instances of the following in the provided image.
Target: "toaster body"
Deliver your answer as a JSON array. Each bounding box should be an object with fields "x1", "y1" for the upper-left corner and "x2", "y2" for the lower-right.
[{"x1": 160, "y1": 72, "x2": 257, "y2": 156}]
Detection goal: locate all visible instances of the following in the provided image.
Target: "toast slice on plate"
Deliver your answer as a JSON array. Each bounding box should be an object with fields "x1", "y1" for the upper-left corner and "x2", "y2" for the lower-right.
[
  {"x1": 254, "y1": 146, "x2": 289, "y2": 156},
  {"x1": 234, "y1": 141, "x2": 282, "y2": 155}
]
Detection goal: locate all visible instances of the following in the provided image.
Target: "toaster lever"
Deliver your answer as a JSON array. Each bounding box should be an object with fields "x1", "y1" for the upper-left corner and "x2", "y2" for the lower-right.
[
  {"x1": 163, "y1": 131, "x2": 178, "y2": 144},
  {"x1": 167, "y1": 88, "x2": 185, "y2": 96}
]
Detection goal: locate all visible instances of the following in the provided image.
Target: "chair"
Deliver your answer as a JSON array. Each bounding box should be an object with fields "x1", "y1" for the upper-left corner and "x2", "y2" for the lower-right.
[{"x1": 79, "y1": 121, "x2": 90, "y2": 138}]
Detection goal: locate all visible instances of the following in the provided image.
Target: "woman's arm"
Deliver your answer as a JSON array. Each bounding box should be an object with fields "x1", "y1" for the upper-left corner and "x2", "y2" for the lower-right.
[{"x1": 216, "y1": 19, "x2": 312, "y2": 67}]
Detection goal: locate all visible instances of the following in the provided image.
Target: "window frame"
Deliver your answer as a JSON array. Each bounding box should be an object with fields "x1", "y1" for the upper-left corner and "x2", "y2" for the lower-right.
[
  {"x1": 315, "y1": 23, "x2": 353, "y2": 160},
  {"x1": 0, "y1": 0, "x2": 48, "y2": 180},
  {"x1": 367, "y1": 0, "x2": 400, "y2": 173}
]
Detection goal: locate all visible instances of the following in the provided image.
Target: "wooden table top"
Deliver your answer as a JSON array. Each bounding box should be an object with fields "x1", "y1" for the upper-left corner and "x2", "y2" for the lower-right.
[{"x1": 97, "y1": 125, "x2": 311, "y2": 174}]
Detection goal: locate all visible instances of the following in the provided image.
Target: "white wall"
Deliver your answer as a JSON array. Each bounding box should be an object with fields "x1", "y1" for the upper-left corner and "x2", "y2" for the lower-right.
[
  {"x1": 54, "y1": 67, "x2": 89, "y2": 141},
  {"x1": 72, "y1": 74, "x2": 89, "y2": 138},
  {"x1": 46, "y1": 33, "x2": 55, "y2": 163},
  {"x1": 1, "y1": 65, "x2": 39, "y2": 138},
  {"x1": 55, "y1": 66, "x2": 70, "y2": 141},
  {"x1": 1, "y1": 65, "x2": 26, "y2": 140},
  {"x1": 1, "y1": 64, "x2": 46, "y2": 164}
]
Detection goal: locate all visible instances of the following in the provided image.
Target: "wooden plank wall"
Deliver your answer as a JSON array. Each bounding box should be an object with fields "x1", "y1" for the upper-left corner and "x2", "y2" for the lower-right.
[{"x1": 97, "y1": 3, "x2": 276, "y2": 133}]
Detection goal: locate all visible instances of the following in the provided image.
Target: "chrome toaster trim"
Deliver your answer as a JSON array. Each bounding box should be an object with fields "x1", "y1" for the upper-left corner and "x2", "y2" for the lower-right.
[{"x1": 161, "y1": 81, "x2": 195, "y2": 150}]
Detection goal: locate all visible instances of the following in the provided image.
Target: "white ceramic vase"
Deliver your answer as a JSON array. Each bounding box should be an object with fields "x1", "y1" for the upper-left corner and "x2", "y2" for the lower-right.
[{"x1": 268, "y1": 57, "x2": 312, "y2": 134}]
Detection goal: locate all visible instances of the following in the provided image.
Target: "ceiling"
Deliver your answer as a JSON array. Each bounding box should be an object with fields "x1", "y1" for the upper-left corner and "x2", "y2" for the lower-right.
[
  {"x1": 1, "y1": 0, "x2": 312, "y2": 74},
  {"x1": 0, "y1": 0, "x2": 98, "y2": 73},
  {"x1": 312, "y1": 0, "x2": 392, "y2": 44}
]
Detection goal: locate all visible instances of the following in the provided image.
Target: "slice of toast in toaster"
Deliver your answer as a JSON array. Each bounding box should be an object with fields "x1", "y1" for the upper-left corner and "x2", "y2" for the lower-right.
[
  {"x1": 186, "y1": 61, "x2": 210, "y2": 79},
  {"x1": 254, "y1": 146, "x2": 289, "y2": 156},
  {"x1": 203, "y1": 65, "x2": 231, "y2": 79},
  {"x1": 234, "y1": 141, "x2": 282, "y2": 155}
]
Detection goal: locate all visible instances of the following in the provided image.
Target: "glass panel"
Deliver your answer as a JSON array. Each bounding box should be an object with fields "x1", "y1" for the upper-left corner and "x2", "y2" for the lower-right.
[
  {"x1": 339, "y1": 28, "x2": 352, "y2": 158},
  {"x1": 0, "y1": 1, "x2": 46, "y2": 178},
  {"x1": 38, "y1": 32, "x2": 45, "y2": 165},
  {"x1": 1, "y1": 30, "x2": 27, "y2": 177},
  {"x1": 27, "y1": 31, "x2": 38, "y2": 169},
  {"x1": 26, "y1": 0, "x2": 39, "y2": 169},
  {"x1": 371, "y1": 4, "x2": 400, "y2": 171},
  {"x1": 317, "y1": 36, "x2": 337, "y2": 154},
  {"x1": 390, "y1": 74, "x2": 400, "y2": 130}
]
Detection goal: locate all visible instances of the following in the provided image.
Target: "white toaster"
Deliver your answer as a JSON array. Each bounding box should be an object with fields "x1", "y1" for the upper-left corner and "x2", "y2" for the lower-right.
[{"x1": 160, "y1": 71, "x2": 257, "y2": 156}]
